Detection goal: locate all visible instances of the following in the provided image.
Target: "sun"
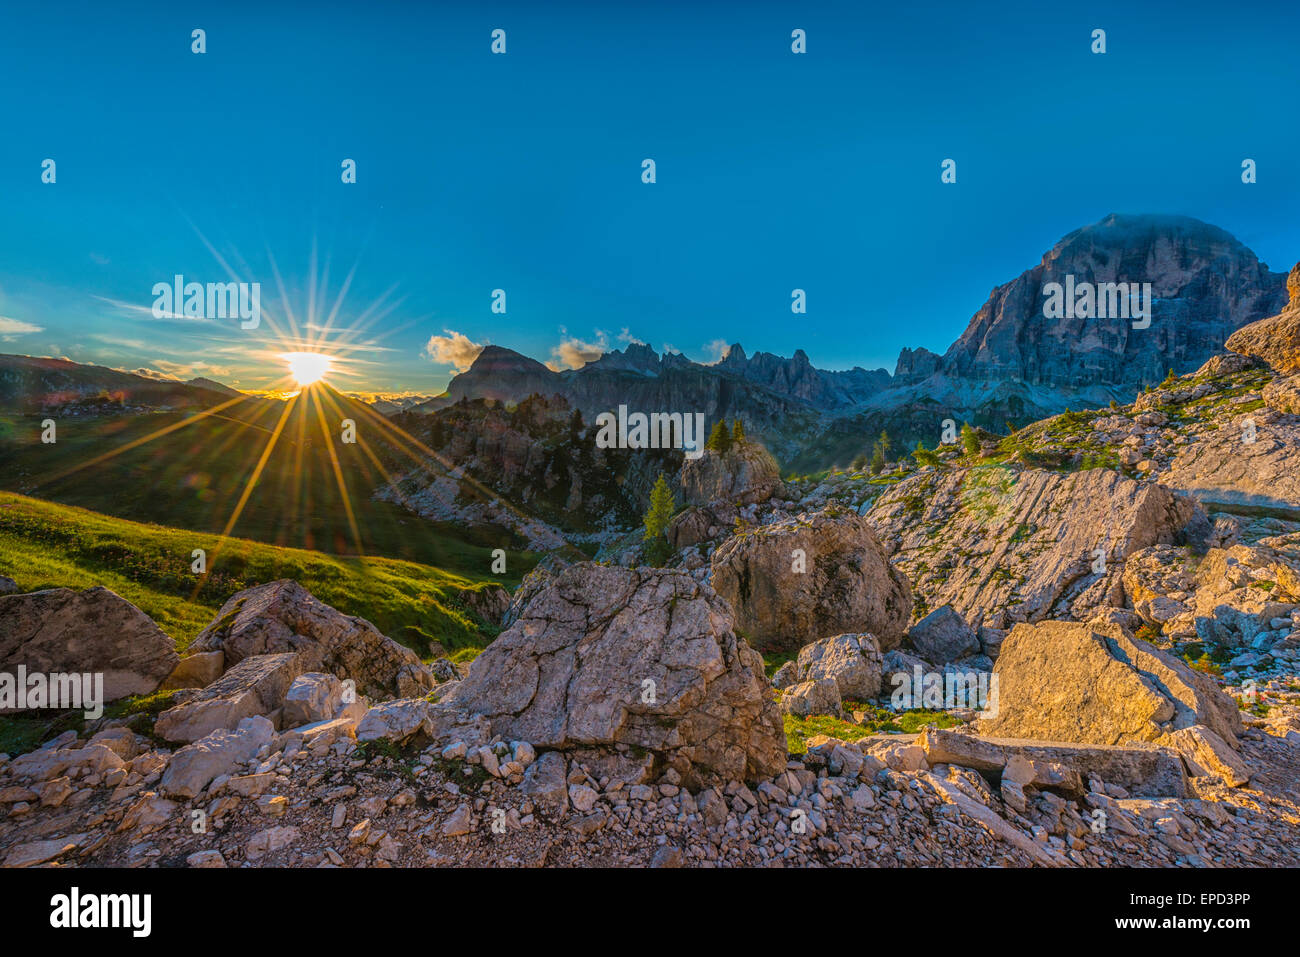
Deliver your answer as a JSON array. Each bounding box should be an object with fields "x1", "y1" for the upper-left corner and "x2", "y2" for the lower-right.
[{"x1": 281, "y1": 351, "x2": 334, "y2": 386}]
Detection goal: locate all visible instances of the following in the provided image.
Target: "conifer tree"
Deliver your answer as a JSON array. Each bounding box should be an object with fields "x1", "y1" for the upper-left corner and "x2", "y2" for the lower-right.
[{"x1": 642, "y1": 474, "x2": 676, "y2": 565}]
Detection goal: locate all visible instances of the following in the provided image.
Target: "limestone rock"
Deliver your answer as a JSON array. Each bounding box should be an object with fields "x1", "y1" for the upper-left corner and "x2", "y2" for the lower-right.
[
  {"x1": 1163, "y1": 413, "x2": 1300, "y2": 517},
  {"x1": 0, "y1": 586, "x2": 178, "y2": 705},
  {"x1": 979, "y1": 620, "x2": 1243, "y2": 748},
  {"x1": 792, "y1": 633, "x2": 883, "y2": 700},
  {"x1": 779, "y1": 678, "x2": 843, "y2": 718},
  {"x1": 679, "y1": 443, "x2": 784, "y2": 507},
  {"x1": 445, "y1": 563, "x2": 786, "y2": 787},
  {"x1": 160, "y1": 716, "x2": 275, "y2": 799},
  {"x1": 1158, "y1": 726, "x2": 1251, "y2": 787},
  {"x1": 160, "y1": 650, "x2": 225, "y2": 691},
  {"x1": 188, "y1": 580, "x2": 433, "y2": 700},
  {"x1": 1225, "y1": 262, "x2": 1300, "y2": 373},
  {"x1": 919, "y1": 728, "x2": 1187, "y2": 798},
  {"x1": 281, "y1": 672, "x2": 345, "y2": 728},
  {"x1": 869, "y1": 467, "x2": 1206, "y2": 626},
  {"x1": 710, "y1": 506, "x2": 912, "y2": 652},
  {"x1": 154, "y1": 653, "x2": 303, "y2": 743},
  {"x1": 1262, "y1": 374, "x2": 1300, "y2": 415}
]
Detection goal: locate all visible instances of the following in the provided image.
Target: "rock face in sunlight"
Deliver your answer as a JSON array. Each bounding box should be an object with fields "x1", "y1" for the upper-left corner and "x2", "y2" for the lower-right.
[
  {"x1": 1225, "y1": 262, "x2": 1300, "y2": 374},
  {"x1": 980, "y1": 619, "x2": 1243, "y2": 748},
  {"x1": 0, "y1": 586, "x2": 179, "y2": 705},
  {"x1": 679, "y1": 442, "x2": 784, "y2": 508},
  {"x1": 188, "y1": 580, "x2": 434, "y2": 700}
]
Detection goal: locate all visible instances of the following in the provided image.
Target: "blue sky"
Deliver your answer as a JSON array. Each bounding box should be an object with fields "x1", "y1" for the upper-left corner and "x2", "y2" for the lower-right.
[{"x1": 1, "y1": 0, "x2": 1298, "y2": 394}]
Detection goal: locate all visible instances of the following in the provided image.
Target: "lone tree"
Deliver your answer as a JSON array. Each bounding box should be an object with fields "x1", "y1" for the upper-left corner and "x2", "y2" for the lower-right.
[
  {"x1": 705, "y1": 420, "x2": 732, "y2": 454},
  {"x1": 960, "y1": 422, "x2": 980, "y2": 457},
  {"x1": 731, "y1": 419, "x2": 745, "y2": 444},
  {"x1": 869, "y1": 430, "x2": 891, "y2": 475},
  {"x1": 642, "y1": 474, "x2": 676, "y2": 565}
]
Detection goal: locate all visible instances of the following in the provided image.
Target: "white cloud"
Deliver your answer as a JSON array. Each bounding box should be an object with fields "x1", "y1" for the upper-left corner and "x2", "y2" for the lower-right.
[
  {"x1": 617, "y1": 328, "x2": 645, "y2": 345},
  {"x1": 424, "y1": 329, "x2": 485, "y2": 372},
  {"x1": 547, "y1": 330, "x2": 608, "y2": 371},
  {"x1": 0, "y1": 316, "x2": 43, "y2": 341},
  {"x1": 701, "y1": 339, "x2": 731, "y2": 364}
]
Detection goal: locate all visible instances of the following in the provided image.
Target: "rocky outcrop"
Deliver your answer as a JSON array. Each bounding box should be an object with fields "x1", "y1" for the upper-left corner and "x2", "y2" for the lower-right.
[
  {"x1": 980, "y1": 620, "x2": 1243, "y2": 747},
  {"x1": 444, "y1": 563, "x2": 785, "y2": 787},
  {"x1": 189, "y1": 581, "x2": 433, "y2": 700},
  {"x1": 868, "y1": 467, "x2": 1206, "y2": 628},
  {"x1": 0, "y1": 586, "x2": 178, "y2": 706},
  {"x1": 710, "y1": 507, "x2": 912, "y2": 653},
  {"x1": 1225, "y1": 262, "x2": 1300, "y2": 373},
  {"x1": 1260, "y1": 374, "x2": 1300, "y2": 417},
  {"x1": 1162, "y1": 411, "x2": 1300, "y2": 517},
  {"x1": 679, "y1": 443, "x2": 783, "y2": 507},
  {"x1": 154, "y1": 653, "x2": 304, "y2": 743}
]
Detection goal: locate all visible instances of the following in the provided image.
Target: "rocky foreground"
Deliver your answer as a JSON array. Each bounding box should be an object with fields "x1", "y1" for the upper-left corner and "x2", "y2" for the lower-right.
[{"x1": 1, "y1": 561, "x2": 1299, "y2": 870}]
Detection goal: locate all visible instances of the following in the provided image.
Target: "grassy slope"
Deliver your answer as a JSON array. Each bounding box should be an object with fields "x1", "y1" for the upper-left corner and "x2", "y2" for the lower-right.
[
  {"x1": 0, "y1": 385, "x2": 535, "y2": 571},
  {"x1": 0, "y1": 491, "x2": 514, "y2": 654}
]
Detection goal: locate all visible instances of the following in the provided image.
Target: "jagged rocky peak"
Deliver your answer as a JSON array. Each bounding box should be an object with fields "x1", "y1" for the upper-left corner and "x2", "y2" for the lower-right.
[
  {"x1": 939, "y1": 213, "x2": 1288, "y2": 390},
  {"x1": 893, "y1": 346, "x2": 942, "y2": 384}
]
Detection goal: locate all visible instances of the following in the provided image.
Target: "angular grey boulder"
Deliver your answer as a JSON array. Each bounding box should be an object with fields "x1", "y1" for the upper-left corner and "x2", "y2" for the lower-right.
[
  {"x1": 0, "y1": 586, "x2": 178, "y2": 706},
  {"x1": 909, "y1": 606, "x2": 979, "y2": 663},
  {"x1": 445, "y1": 563, "x2": 787, "y2": 788}
]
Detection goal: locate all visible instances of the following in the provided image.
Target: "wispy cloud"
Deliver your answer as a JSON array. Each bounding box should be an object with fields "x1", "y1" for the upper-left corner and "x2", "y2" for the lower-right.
[
  {"x1": 0, "y1": 315, "x2": 44, "y2": 341},
  {"x1": 92, "y1": 295, "x2": 213, "y2": 322}
]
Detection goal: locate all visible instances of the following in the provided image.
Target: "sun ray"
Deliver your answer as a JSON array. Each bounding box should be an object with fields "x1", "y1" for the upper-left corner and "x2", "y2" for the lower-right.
[
  {"x1": 188, "y1": 392, "x2": 300, "y2": 598},
  {"x1": 306, "y1": 386, "x2": 366, "y2": 562},
  {"x1": 31, "y1": 392, "x2": 255, "y2": 491}
]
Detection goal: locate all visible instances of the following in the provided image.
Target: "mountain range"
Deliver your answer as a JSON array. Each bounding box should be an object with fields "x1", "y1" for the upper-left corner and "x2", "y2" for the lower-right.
[{"x1": 427, "y1": 214, "x2": 1290, "y2": 469}]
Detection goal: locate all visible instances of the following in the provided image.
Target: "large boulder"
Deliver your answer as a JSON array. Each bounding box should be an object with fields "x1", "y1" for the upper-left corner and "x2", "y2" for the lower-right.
[
  {"x1": 188, "y1": 580, "x2": 433, "y2": 700},
  {"x1": 1224, "y1": 262, "x2": 1300, "y2": 373},
  {"x1": 868, "y1": 467, "x2": 1207, "y2": 627},
  {"x1": 445, "y1": 563, "x2": 786, "y2": 788},
  {"x1": 792, "y1": 633, "x2": 883, "y2": 701},
  {"x1": 0, "y1": 586, "x2": 178, "y2": 707},
  {"x1": 710, "y1": 507, "x2": 912, "y2": 652},
  {"x1": 679, "y1": 443, "x2": 784, "y2": 507},
  {"x1": 154, "y1": 653, "x2": 303, "y2": 743},
  {"x1": 980, "y1": 620, "x2": 1243, "y2": 748},
  {"x1": 908, "y1": 606, "x2": 979, "y2": 663}
]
